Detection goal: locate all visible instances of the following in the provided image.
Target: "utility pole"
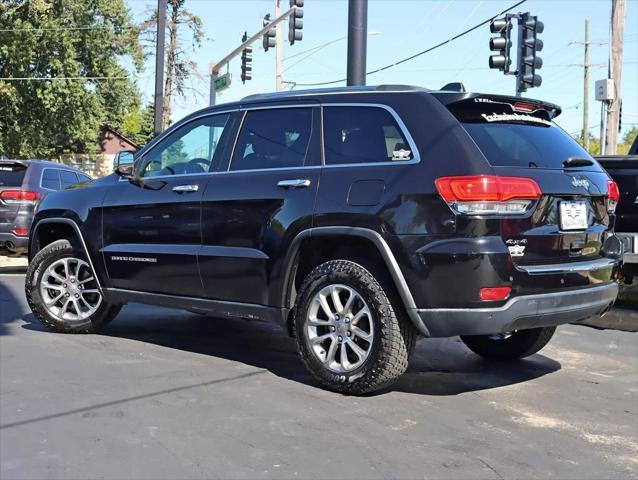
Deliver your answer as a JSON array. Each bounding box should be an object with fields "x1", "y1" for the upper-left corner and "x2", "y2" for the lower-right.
[
  {"x1": 153, "y1": 0, "x2": 167, "y2": 136},
  {"x1": 571, "y1": 23, "x2": 606, "y2": 152},
  {"x1": 275, "y1": 0, "x2": 284, "y2": 91},
  {"x1": 605, "y1": 0, "x2": 626, "y2": 154},
  {"x1": 346, "y1": 0, "x2": 368, "y2": 86},
  {"x1": 583, "y1": 19, "x2": 590, "y2": 151}
]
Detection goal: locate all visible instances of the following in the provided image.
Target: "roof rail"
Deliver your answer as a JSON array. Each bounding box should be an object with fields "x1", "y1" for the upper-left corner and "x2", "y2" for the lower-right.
[{"x1": 241, "y1": 84, "x2": 430, "y2": 101}]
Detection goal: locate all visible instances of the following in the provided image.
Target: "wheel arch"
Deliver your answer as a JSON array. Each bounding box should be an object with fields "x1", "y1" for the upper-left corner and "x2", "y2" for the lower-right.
[
  {"x1": 280, "y1": 227, "x2": 430, "y2": 337},
  {"x1": 29, "y1": 218, "x2": 103, "y2": 290}
]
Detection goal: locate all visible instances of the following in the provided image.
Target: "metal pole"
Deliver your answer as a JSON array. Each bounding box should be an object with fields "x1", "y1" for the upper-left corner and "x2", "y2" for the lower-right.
[
  {"x1": 583, "y1": 19, "x2": 590, "y2": 151},
  {"x1": 275, "y1": 0, "x2": 284, "y2": 91},
  {"x1": 209, "y1": 67, "x2": 218, "y2": 107},
  {"x1": 604, "y1": 0, "x2": 626, "y2": 154},
  {"x1": 153, "y1": 0, "x2": 167, "y2": 135},
  {"x1": 346, "y1": 0, "x2": 368, "y2": 86}
]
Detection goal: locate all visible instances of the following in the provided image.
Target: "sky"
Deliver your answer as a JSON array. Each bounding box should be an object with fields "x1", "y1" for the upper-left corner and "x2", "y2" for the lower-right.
[{"x1": 126, "y1": 0, "x2": 638, "y2": 139}]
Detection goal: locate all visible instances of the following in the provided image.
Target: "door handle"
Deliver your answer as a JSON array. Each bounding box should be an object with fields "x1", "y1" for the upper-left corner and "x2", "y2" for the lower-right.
[
  {"x1": 172, "y1": 184, "x2": 199, "y2": 194},
  {"x1": 277, "y1": 179, "x2": 311, "y2": 189}
]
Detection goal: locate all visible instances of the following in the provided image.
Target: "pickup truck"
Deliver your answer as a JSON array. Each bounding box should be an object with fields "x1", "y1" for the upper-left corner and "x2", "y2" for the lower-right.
[{"x1": 597, "y1": 134, "x2": 638, "y2": 282}]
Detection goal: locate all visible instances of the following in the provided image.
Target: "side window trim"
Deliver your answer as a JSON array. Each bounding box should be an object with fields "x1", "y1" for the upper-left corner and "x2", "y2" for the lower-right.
[
  {"x1": 227, "y1": 104, "x2": 317, "y2": 173},
  {"x1": 136, "y1": 108, "x2": 238, "y2": 179},
  {"x1": 319, "y1": 103, "x2": 421, "y2": 168},
  {"x1": 39, "y1": 167, "x2": 61, "y2": 191}
]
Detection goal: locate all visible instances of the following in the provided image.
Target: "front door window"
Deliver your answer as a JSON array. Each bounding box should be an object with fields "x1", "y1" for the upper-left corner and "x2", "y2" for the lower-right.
[{"x1": 141, "y1": 114, "x2": 230, "y2": 178}]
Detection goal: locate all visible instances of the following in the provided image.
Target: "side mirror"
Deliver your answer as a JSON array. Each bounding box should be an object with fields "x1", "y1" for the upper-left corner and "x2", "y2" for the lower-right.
[
  {"x1": 115, "y1": 164, "x2": 135, "y2": 178},
  {"x1": 114, "y1": 150, "x2": 136, "y2": 169}
]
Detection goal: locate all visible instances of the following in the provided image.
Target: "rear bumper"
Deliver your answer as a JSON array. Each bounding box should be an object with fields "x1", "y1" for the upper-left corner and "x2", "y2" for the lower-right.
[
  {"x1": 417, "y1": 282, "x2": 619, "y2": 337},
  {"x1": 0, "y1": 231, "x2": 29, "y2": 252}
]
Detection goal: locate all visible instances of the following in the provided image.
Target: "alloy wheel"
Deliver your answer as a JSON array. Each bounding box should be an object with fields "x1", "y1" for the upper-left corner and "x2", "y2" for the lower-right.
[
  {"x1": 39, "y1": 257, "x2": 102, "y2": 323},
  {"x1": 306, "y1": 284, "x2": 374, "y2": 373}
]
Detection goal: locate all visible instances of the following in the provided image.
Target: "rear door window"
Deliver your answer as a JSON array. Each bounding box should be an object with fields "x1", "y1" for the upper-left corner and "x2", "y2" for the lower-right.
[
  {"x1": 0, "y1": 163, "x2": 28, "y2": 187},
  {"x1": 323, "y1": 106, "x2": 414, "y2": 165},
  {"x1": 230, "y1": 108, "x2": 312, "y2": 171},
  {"x1": 61, "y1": 170, "x2": 79, "y2": 188},
  {"x1": 41, "y1": 168, "x2": 61, "y2": 190}
]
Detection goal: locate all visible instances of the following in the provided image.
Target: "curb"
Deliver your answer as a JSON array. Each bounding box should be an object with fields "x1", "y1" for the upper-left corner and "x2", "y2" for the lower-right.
[{"x1": 0, "y1": 256, "x2": 28, "y2": 273}]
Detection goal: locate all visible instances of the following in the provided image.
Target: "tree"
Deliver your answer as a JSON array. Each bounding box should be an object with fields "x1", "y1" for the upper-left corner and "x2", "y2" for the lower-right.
[
  {"x1": 0, "y1": 0, "x2": 143, "y2": 158},
  {"x1": 141, "y1": 0, "x2": 204, "y2": 130},
  {"x1": 122, "y1": 103, "x2": 155, "y2": 147},
  {"x1": 617, "y1": 127, "x2": 637, "y2": 155},
  {"x1": 574, "y1": 133, "x2": 601, "y2": 155}
]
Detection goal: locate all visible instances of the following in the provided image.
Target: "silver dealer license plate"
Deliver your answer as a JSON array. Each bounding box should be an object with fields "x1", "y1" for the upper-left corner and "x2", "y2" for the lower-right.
[{"x1": 559, "y1": 201, "x2": 588, "y2": 230}]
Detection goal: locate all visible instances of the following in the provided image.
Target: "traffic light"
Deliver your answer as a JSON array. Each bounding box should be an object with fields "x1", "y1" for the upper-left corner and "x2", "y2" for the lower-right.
[
  {"x1": 288, "y1": 0, "x2": 303, "y2": 45},
  {"x1": 488, "y1": 17, "x2": 512, "y2": 72},
  {"x1": 240, "y1": 32, "x2": 252, "y2": 83},
  {"x1": 517, "y1": 13, "x2": 544, "y2": 94},
  {"x1": 262, "y1": 14, "x2": 276, "y2": 52}
]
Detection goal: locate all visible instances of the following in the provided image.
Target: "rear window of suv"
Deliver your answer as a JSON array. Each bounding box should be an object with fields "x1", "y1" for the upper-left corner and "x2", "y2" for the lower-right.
[
  {"x1": 462, "y1": 122, "x2": 595, "y2": 169},
  {"x1": 0, "y1": 163, "x2": 27, "y2": 187},
  {"x1": 449, "y1": 99, "x2": 598, "y2": 170}
]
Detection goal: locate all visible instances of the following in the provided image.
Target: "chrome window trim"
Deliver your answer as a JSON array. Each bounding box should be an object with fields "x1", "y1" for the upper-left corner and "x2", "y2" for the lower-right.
[
  {"x1": 136, "y1": 109, "x2": 237, "y2": 179},
  {"x1": 227, "y1": 105, "x2": 316, "y2": 173},
  {"x1": 39, "y1": 167, "x2": 62, "y2": 191},
  {"x1": 215, "y1": 165, "x2": 322, "y2": 175},
  {"x1": 319, "y1": 103, "x2": 421, "y2": 168}
]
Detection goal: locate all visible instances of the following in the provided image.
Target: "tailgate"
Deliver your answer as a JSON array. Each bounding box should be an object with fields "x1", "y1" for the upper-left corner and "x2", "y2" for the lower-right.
[
  {"x1": 0, "y1": 162, "x2": 28, "y2": 225},
  {"x1": 442, "y1": 94, "x2": 614, "y2": 266}
]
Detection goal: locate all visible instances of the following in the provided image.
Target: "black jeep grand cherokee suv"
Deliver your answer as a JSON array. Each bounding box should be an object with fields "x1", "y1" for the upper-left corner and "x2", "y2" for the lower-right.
[{"x1": 26, "y1": 85, "x2": 622, "y2": 394}]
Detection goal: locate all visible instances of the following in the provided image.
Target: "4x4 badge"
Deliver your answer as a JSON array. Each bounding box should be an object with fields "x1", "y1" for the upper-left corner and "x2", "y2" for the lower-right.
[{"x1": 571, "y1": 177, "x2": 589, "y2": 189}]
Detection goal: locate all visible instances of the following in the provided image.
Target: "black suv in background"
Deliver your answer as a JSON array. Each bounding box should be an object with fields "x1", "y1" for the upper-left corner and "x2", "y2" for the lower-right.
[
  {"x1": 25, "y1": 86, "x2": 622, "y2": 394},
  {"x1": 0, "y1": 160, "x2": 91, "y2": 255}
]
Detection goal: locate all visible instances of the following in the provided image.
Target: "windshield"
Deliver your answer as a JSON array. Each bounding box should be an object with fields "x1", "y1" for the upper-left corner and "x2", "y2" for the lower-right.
[{"x1": 0, "y1": 163, "x2": 28, "y2": 187}]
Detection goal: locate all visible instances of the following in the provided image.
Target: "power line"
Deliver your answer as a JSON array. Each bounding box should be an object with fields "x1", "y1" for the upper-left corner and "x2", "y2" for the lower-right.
[
  {"x1": 0, "y1": 25, "x2": 142, "y2": 33},
  {"x1": 0, "y1": 76, "x2": 129, "y2": 81},
  {"x1": 291, "y1": 0, "x2": 528, "y2": 87}
]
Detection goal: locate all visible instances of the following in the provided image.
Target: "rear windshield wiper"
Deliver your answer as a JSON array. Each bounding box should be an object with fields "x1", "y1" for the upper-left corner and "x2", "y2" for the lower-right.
[{"x1": 563, "y1": 157, "x2": 594, "y2": 168}]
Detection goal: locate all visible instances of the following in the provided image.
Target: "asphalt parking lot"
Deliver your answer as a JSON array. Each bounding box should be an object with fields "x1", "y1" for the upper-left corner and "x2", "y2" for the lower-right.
[{"x1": 1, "y1": 271, "x2": 637, "y2": 480}]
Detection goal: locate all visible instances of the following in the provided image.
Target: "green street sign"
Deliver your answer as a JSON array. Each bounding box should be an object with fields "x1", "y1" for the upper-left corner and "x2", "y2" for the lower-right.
[{"x1": 214, "y1": 73, "x2": 232, "y2": 91}]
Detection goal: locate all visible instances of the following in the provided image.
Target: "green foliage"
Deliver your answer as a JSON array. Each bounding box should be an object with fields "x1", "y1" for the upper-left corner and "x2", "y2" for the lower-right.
[
  {"x1": 617, "y1": 127, "x2": 637, "y2": 155},
  {"x1": 574, "y1": 128, "x2": 637, "y2": 156},
  {"x1": 0, "y1": 0, "x2": 143, "y2": 158},
  {"x1": 122, "y1": 103, "x2": 155, "y2": 147}
]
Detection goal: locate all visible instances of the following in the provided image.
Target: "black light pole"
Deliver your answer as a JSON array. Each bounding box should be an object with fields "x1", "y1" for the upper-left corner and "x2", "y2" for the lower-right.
[
  {"x1": 346, "y1": 0, "x2": 368, "y2": 86},
  {"x1": 153, "y1": 0, "x2": 167, "y2": 135}
]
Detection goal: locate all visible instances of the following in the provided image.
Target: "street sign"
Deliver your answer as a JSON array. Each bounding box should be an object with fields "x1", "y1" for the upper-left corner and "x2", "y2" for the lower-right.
[{"x1": 214, "y1": 73, "x2": 232, "y2": 92}]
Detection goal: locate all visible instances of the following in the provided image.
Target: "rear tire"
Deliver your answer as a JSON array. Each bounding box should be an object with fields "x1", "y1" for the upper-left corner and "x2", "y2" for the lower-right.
[
  {"x1": 25, "y1": 239, "x2": 121, "y2": 333},
  {"x1": 460, "y1": 326, "x2": 556, "y2": 360},
  {"x1": 294, "y1": 260, "x2": 416, "y2": 395}
]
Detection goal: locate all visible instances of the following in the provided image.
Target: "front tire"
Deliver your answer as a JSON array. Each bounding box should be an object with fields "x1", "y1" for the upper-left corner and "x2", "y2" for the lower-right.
[
  {"x1": 25, "y1": 239, "x2": 121, "y2": 333},
  {"x1": 294, "y1": 260, "x2": 416, "y2": 394},
  {"x1": 460, "y1": 326, "x2": 556, "y2": 360}
]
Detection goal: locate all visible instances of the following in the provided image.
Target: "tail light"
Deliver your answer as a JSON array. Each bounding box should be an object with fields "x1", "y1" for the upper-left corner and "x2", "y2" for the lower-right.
[
  {"x1": 480, "y1": 286, "x2": 511, "y2": 301},
  {"x1": 12, "y1": 228, "x2": 29, "y2": 236},
  {"x1": 435, "y1": 176, "x2": 541, "y2": 215},
  {"x1": 606, "y1": 180, "x2": 620, "y2": 213},
  {"x1": 0, "y1": 189, "x2": 40, "y2": 205}
]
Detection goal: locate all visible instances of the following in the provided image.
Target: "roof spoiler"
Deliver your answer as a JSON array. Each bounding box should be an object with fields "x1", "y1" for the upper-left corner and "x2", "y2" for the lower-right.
[{"x1": 431, "y1": 92, "x2": 562, "y2": 119}]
